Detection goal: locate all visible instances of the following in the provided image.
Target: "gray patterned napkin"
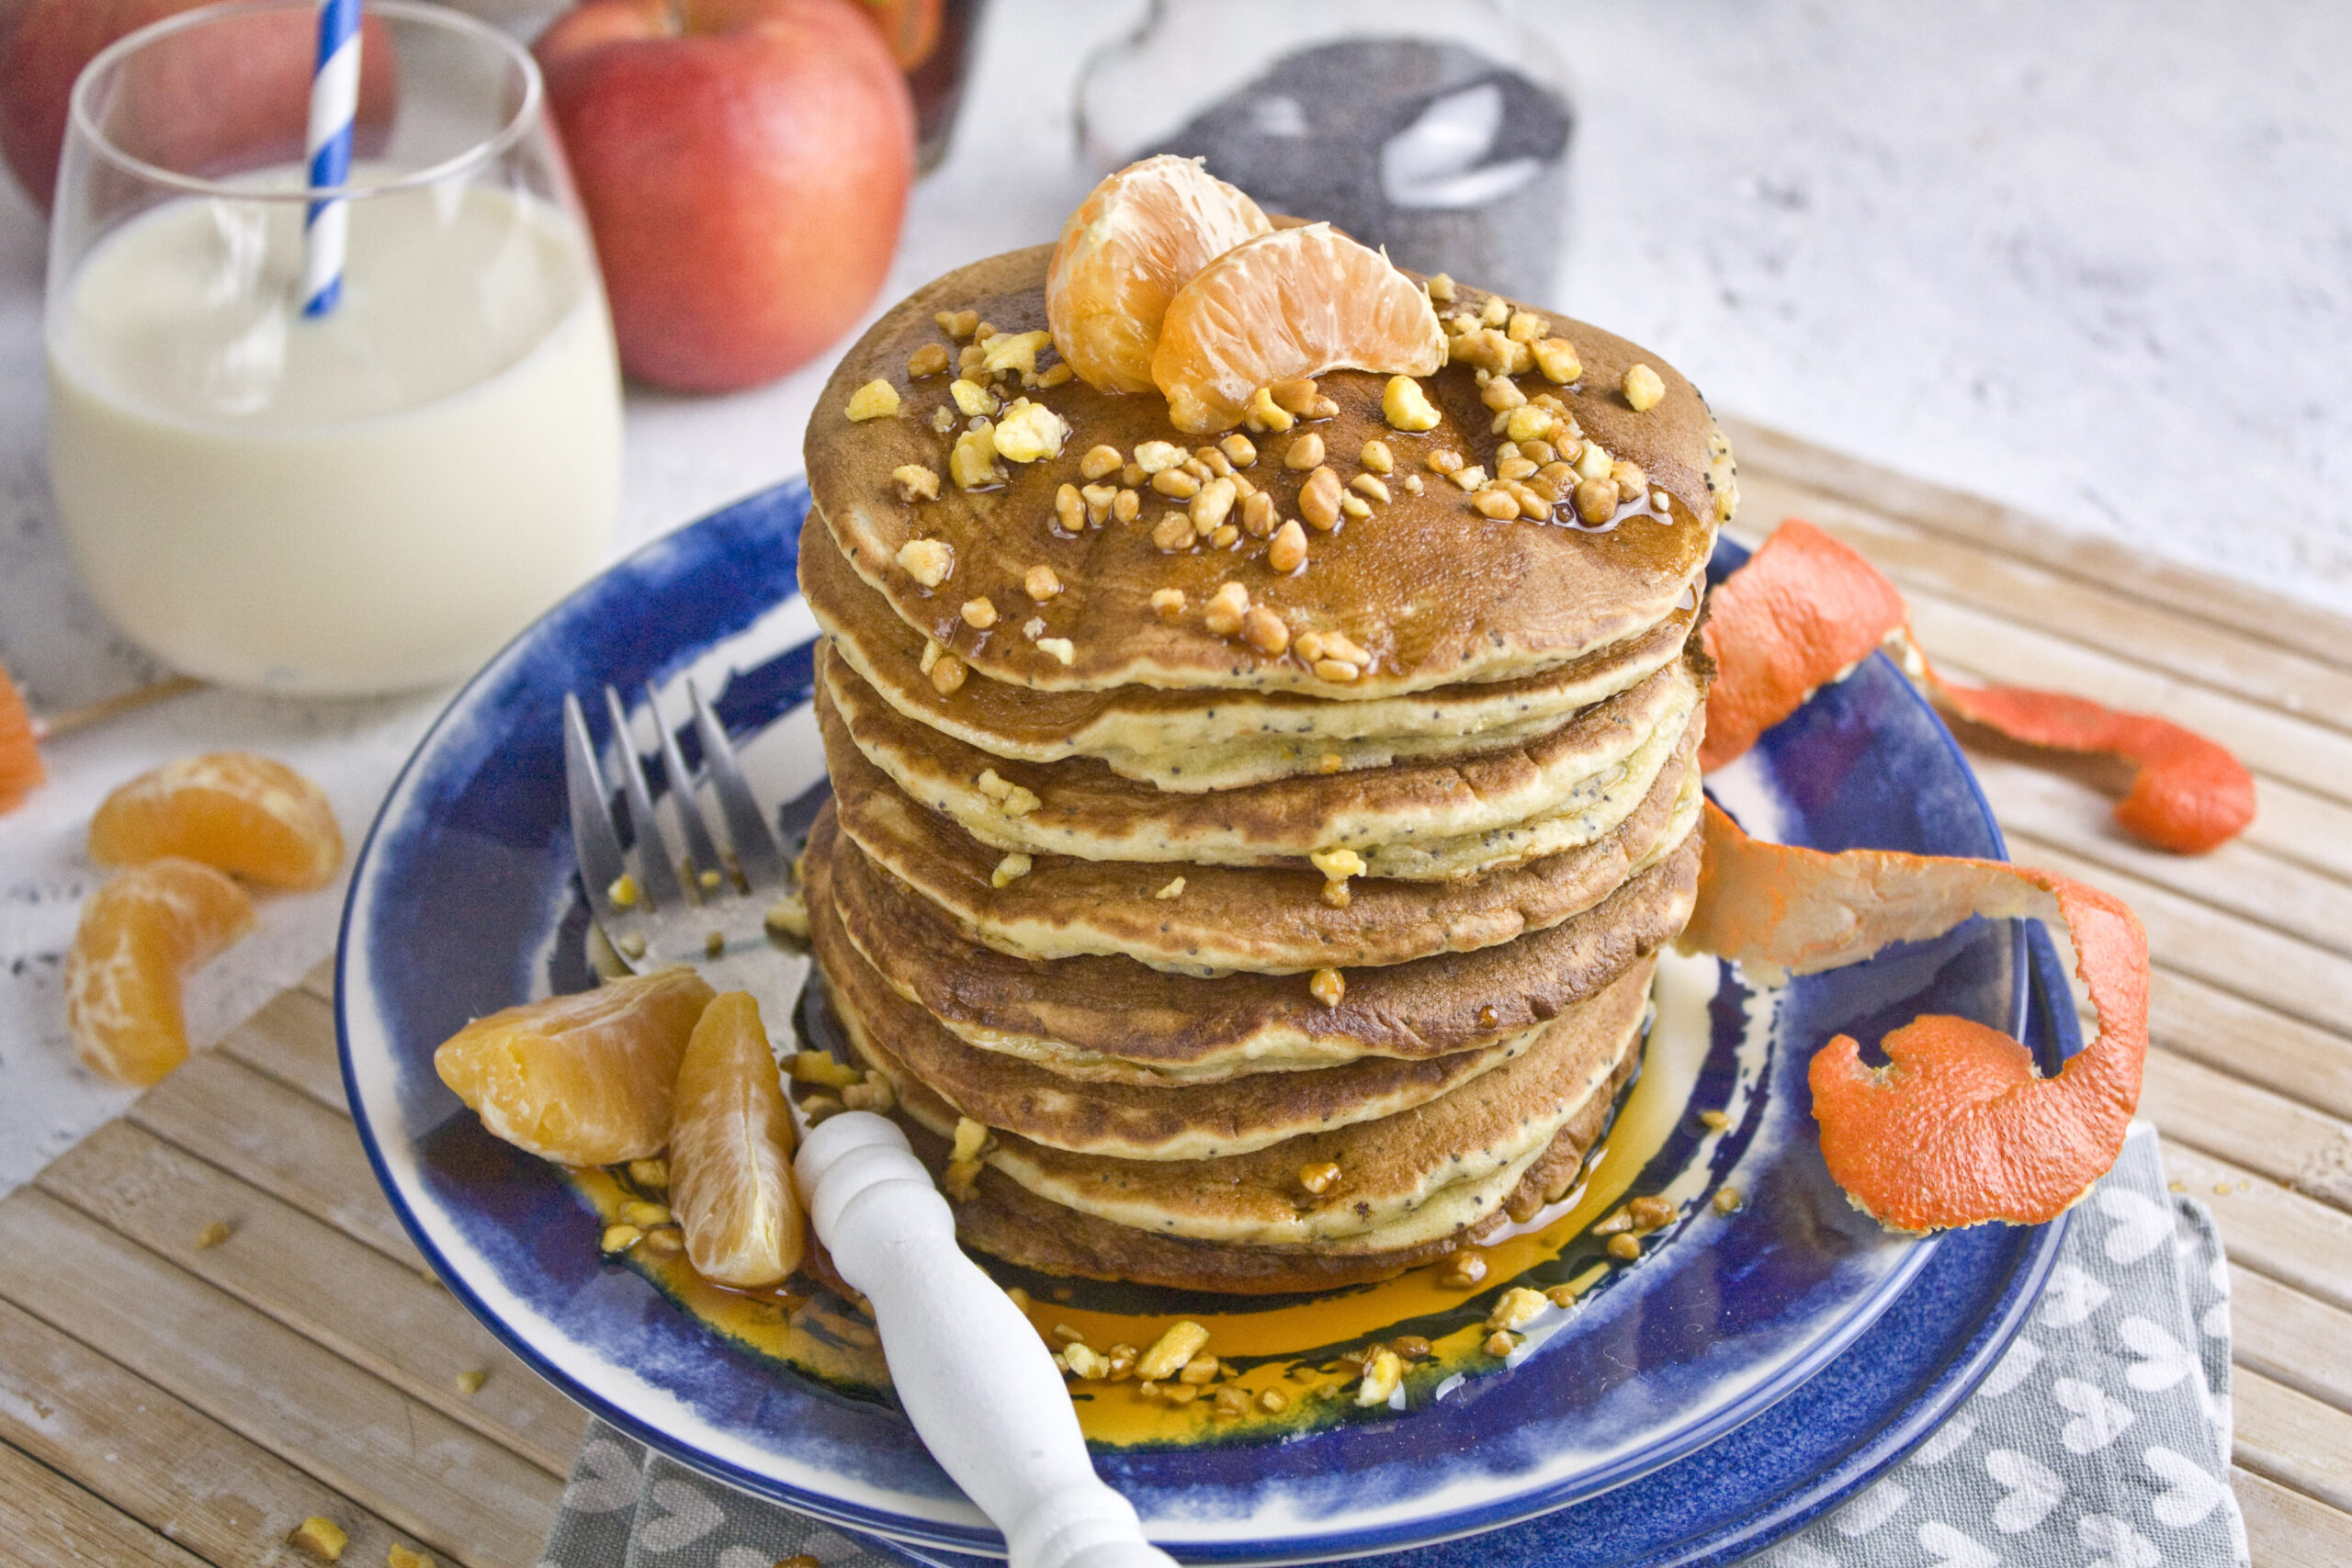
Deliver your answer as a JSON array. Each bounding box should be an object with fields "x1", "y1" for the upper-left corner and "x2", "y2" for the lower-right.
[{"x1": 537, "y1": 1125, "x2": 2246, "y2": 1568}]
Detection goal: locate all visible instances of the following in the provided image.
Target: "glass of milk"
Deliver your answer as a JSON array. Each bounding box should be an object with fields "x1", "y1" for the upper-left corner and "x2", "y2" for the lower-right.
[{"x1": 45, "y1": 0, "x2": 623, "y2": 695}]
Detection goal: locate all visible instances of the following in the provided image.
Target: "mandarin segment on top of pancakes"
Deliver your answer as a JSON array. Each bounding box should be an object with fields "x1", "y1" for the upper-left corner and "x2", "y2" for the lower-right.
[{"x1": 805, "y1": 244, "x2": 1723, "y2": 697}]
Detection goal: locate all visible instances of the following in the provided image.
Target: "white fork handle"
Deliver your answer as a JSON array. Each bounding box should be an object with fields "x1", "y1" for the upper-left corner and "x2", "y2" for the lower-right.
[{"x1": 795, "y1": 1114, "x2": 1178, "y2": 1568}]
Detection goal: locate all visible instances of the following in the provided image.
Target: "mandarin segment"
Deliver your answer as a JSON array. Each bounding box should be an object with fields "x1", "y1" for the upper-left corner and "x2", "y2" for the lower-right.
[
  {"x1": 90, "y1": 751, "x2": 344, "y2": 890},
  {"x1": 1151, "y1": 223, "x2": 1447, "y2": 433},
  {"x1": 669, "y1": 991, "x2": 805, "y2": 1288},
  {"x1": 434, "y1": 967, "x2": 716, "y2": 1165},
  {"x1": 66, "y1": 858, "x2": 256, "y2": 1087},
  {"x1": 1046, "y1": 154, "x2": 1272, "y2": 396}
]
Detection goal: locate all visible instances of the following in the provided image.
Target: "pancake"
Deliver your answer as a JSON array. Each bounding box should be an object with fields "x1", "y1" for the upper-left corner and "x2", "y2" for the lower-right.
[
  {"x1": 923, "y1": 1043, "x2": 1638, "y2": 1293},
  {"x1": 804, "y1": 511, "x2": 1696, "y2": 791},
  {"x1": 817, "y1": 639, "x2": 1704, "y2": 878},
  {"x1": 816, "y1": 802, "x2": 1699, "y2": 1078},
  {"x1": 833, "y1": 948, "x2": 1654, "y2": 1247},
  {"x1": 827, "y1": 701, "x2": 1702, "y2": 975},
  {"x1": 808, "y1": 864, "x2": 1523, "y2": 1161},
  {"x1": 804, "y1": 244, "x2": 1722, "y2": 696}
]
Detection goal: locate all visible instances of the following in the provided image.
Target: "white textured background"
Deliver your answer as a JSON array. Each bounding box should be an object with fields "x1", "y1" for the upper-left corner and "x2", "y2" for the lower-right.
[{"x1": 0, "y1": 0, "x2": 2345, "y2": 1188}]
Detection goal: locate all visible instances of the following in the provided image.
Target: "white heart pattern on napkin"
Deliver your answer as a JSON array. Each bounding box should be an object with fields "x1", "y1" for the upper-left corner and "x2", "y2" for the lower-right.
[
  {"x1": 1985, "y1": 1447, "x2": 2067, "y2": 1532},
  {"x1": 639, "y1": 1477, "x2": 725, "y2": 1552},
  {"x1": 2118, "y1": 1315, "x2": 2196, "y2": 1392},
  {"x1": 718, "y1": 1549, "x2": 780, "y2": 1568},
  {"x1": 2037, "y1": 1263, "x2": 2111, "y2": 1328},
  {"x1": 1909, "y1": 1413, "x2": 1978, "y2": 1467},
  {"x1": 561, "y1": 1436, "x2": 641, "y2": 1514},
  {"x1": 2096, "y1": 1188, "x2": 2171, "y2": 1265},
  {"x1": 1769, "y1": 1541, "x2": 1841, "y2": 1568},
  {"x1": 2079, "y1": 1511, "x2": 2162, "y2": 1567},
  {"x1": 2052, "y1": 1377, "x2": 2135, "y2": 1453},
  {"x1": 1977, "y1": 1335, "x2": 2045, "y2": 1399},
  {"x1": 1916, "y1": 1520, "x2": 1998, "y2": 1568},
  {"x1": 1830, "y1": 1479, "x2": 1910, "y2": 1537},
  {"x1": 2145, "y1": 1445, "x2": 2229, "y2": 1527}
]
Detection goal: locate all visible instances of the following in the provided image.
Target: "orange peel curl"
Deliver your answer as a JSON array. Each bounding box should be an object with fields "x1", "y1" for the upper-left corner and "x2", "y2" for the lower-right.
[
  {"x1": 1682, "y1": 799, "x2": 2147, "y2": 1234},
  {"x1": 1701, "y1": 519, "x2": 2254, "y2": 854}
]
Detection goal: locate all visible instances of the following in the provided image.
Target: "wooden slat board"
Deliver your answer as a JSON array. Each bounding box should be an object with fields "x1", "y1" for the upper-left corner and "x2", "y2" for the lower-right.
[{"x1": 7, "y1": 424, "x2": 2347, "y2": 1563}]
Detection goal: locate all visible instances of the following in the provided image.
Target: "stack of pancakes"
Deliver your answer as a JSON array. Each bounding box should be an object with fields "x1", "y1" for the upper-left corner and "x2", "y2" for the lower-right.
[{"x1": 798, "y1": 246, "x2": 1729, "y2": 1293}]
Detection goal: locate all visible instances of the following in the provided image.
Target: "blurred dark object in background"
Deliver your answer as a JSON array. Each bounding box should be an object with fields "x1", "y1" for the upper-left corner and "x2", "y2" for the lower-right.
[
  {"x1": 865, "y1": 0, "x2": 988, "y2": 173},
  {"x1": 1079, "y1": 2, "x2": 1570, "y2": 300}
]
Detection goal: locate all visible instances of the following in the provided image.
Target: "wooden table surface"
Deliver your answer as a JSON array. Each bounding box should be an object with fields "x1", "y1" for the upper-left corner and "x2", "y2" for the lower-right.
[{"x1": 6, "y1": 424, "x2": 2348, "y2": 1566}]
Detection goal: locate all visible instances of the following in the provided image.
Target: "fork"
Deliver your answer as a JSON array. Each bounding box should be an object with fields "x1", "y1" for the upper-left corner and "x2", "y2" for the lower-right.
[{"x1": 564, "y1": 680, "x2": 1174, "y2": 1568}]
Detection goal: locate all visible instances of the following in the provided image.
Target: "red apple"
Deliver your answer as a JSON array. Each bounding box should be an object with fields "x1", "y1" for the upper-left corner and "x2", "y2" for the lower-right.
[
  {"x1": 0, "y1": 0, "x2": 396, "y2": 215},
  {"x1": 536, "y1": 0, "x2": 916, "y2": 393}
]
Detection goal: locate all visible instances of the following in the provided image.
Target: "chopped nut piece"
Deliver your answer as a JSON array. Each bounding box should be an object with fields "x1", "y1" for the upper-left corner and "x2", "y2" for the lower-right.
[
  {"x1": 1298, "y1": 1161, "x2": 1342, "y2": 1196},
  {"x1": 1035, "y1": 638, "x2": 1075, "y2": 668},
  {"x1": 1402, "y1": 473, "x2": 1424, "y2": 494},
  {"x1": 1152, "y1": 513, "x2": 1195, "y2": 552},
  {"x1": 1179, "y1": 1354, "x2": 1221, "y2": 1385},
  {"x1": 789, "y1": 1050, "x2": 861, "y2": 1089},
  {"x1": 1714, "y1": 1186, "x2": 1745, "y2": 1214},
  {"x1": 1498, "y1": 457, "x2": 1538, "y2": 482},
  {"x1": 958, "y1": 343, "x2": 988, "y2": 378},
  {"x1": 1191, "y1": 475, "x2": 1238, "y2": 533},
  {"x1": 1592, "y1": 1208, "x2": 1633, "y2": 1235},
  {"x1": 1213, "y1": 525, "x2": 1241, "y2": 549},
  {"x1": 1133, "y1": 439, "x2": 1184, "y2": 474},
  {"x1": 1151, "y1": 467, "x2": 1202, "y2": 499},
  {"x1": 993, "y1": 398, "x2": 1069, "y2": 463},
  {"x1": 1350, "y1": 474, "x2": 1391, "y2": 504},
  {"x1": 906, "y1": 343, "x2": 951, "y2": 379},
  {"x1": 1480, "y1": 375, "x2": 1526, "y2": 412},
  {"x1": 1242, "y1": 386, "x2": 1295, "y2": 433},
  {"x1": 936, "y1": 308, "x2": 979, "y2": 338},
  {"x1": 1321, "y1": 878, "x2": 1351, "y2": 908},
  {"x1": 1137, "y1": 1320, "x2": 1211, "y2": 1381},
  {"x1": 974, "y1": 767, "x2": 1011, "y2": 799},
  {"x1": 1507, "y1": 309, "x2": 1550, "y2": 344},
  {"x1": 1310, "y1": 847, "x2": 1366, "y2": 880},
  {"x1": 1623, "y1": 362, "x2": 1666, "y2": 411},
  {"x1": 1239, "y1": 604, "x2": 1289, "y2": 655},
  {"x1": 1150, "y1": 587, "x2": 1186, "y2": 618},
  {"x1": 947, "y1": 1116, "x2": 990, "y2": 1166},
  {"x1": 844, "y1": 378, "x2": 899, "y2": 421},
  {"x1": 196, "y1": 1219, "x2": 232, "y2": 1249},
  {"x1": 286, "y1": 1516, "x2": 349, "y2": 1562},
  {"x1": 1446, "y1": 464, "x2": 1486, "y2": 492},
  {"x1": 1607, "y1": 1232, "x2": 1643, "y2": 1260},
  {"x1": 1505, "y1": 480, "x2": 1550, "y2": 520},
  {"x1": 1050, "y1": 1322, "x2": 1086, "y2": 1346},
  {"x1": 1052, "y1": 483, "x2": 1084, "y2": 534},
  {"x1": 842, "y1": 1069, "x2": 896, "y2": 1113},
  {"x1": 982, "y1": 329, "x2": 1053, "y2": 378},
  {"x1": 628, "y1": 1157, "x2": 670, "y2": 1190},
  {"x1": 1573, "y1": 440, "x2": 1613, "y2": 481},
  {"x1": 1484, "y1": 1330, "x2": 1517, "y2": 1359},
  {"x1": 1079, "y1": 444, "x2": 1124, "y2": 481},
  {"x1": 1182, "y1": 455, "x2": 1214, "y2": 480},
  {"x1": 1697, "y1": 1108, "x2": 1731, "y2": 1131},
  {"x1": 1480, "y1": 294, "x2": 1510, "y2": 326},
  {"x1": 1219, "y1": 433, "x2": 1258, "y2": 466},
  {"x1": 1112, "y1": 488, "x2": 1141, "y2": 524},
  {"x1": 1262, "y1": 378, "x2": 1316, "y2": 416},
  {"x1": 1358, "y1": 439, "x2": 1395, "y2": 475},
  {"x1": 1219, "y1": 490, "x2": 1268, "y2": 540},
  {"x1": 1298, "y1": 465, "x2": 1343, "y2": 528},
  {"x1": 948, "y1": 378, "x2": 997, "y2": 417},
  {"x1": 1037, "y1": 363, "x2": 1074, "y2": 389},
  {"x1": 895, "y1": 537, "x2": 955, "y2": 588},
  {"x1": 990, "y1": 852, "x2": 1033, "y2": 888},
  {"x1": 1312, "y1": 658, "x2": 1361, "y2": 683},
  {"x1": 960, "y1": 597, "x2": 998, "y2": 631},
  {"x1": 891, "y1": 463, "x2": 941, "y2": 503},
  {"x1": 1505, "y1": 404, "x2": 1558, "y2": 445},
  {"x1": 1521, "y1": 439, "x2": 1557, "y2": 465},
  {"x1": 1062, "y1": 1343, "x2": 1111, "y2": 1380},
  {"x1": 1161, "y1": 1382, "x2": 1200, "y2": 1405},
  {"x1": 1310, "y1": 395, "x2": 1340, "y2": 419},
  {"x1": 1382, "y1": 374, "x2": 1441, "y2": 431},
  {"x1": 1425, "y1": 447, "x2": 1464, "y2": 474},
  {"x1": 1080, "y1": 481, "x2": 1118, "y2": 525},
  {"x1": 1355, "y1": 1345, "x2": 1403, "y2": 1405},
  {"x1": 949, "y1": 425, "x2": 1004, "y2": 490},
  {"x1": 1308, "y1": 967, "x2": 1345, "y2": 1007},
  {"x1": 929, "y1": 405, "x2": 956, "y2": 434},
  {"x1": 630, "y1": 1225, "x2": 679, "y2": 1257},
  {"x1": 1340, "y1": 493, "x2": 1371, "y2": 520},
  {"x1": 456, "y1": 1369, "x2": 488, "y2": 1395},
  {"x1": 607, "y1": 872, "x2": 639, "y2": 908},
  {"x1": 1266, "y1": 519, "x2": 1308, "y2": 573},
  {"x1": 799, "y1": 1093, "x2": 844, "y2": 1124},
  {"x1": 1155, "y1": 875, "x2": 1186, "y2": 899},
  {"x1": 620, "y1": 1199, "x2": 673, "y2": 1228},
  {"x1": 1487, "y1": 1285, "x2": 1548, "y2": 1333},
  {"x1": 763, "y1": 897, "x2": 808, "y2": 939},
  {"x1": 1440, "y1": 1248, "x2": 1488, "y2": 1288},
  {"x1": 1195, "y1": 446, "x2": 1234, "y2": 478},
  {"x1": 1283, "y1": 431, "x2": 1326, "y2": 470},
  {"x1": 1573, "y1": 477, "x2": 1619, "y2": 525},
  {"x1": 1259, "y1": 1387, "x2": 1291, "y2": 1413},
  {"x1": 1425, "y1": 272, "x2": 1456, "y2": 303},
  {"x1": 930, "y1": 655, "x2": 967, "y2": 695},
  {"x1": 1629, "y1": 1195, "x2": 1678, "y2": 1230},
  {"x1": 1024, "y1": 564, "x2": 1063, "y2": 602},
  {"x1": 1545, "y1": 1282, "x2": 1587, "y2": 1309},
  {"x1": 1452, "y1": 326, "x2": 1530, "y2": 375},
  {"x1": 600, "y1": 1223, "x2": 643, "y2": 1255},
  {"x1": 1203, "y1": 581, "x2": 1251, "y2": 635}
]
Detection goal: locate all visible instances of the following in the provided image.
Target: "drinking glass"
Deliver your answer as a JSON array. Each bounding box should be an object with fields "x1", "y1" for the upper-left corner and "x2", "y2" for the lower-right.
[{"x1": 46, "y1": 0, "x2": 623, "y2": 696}]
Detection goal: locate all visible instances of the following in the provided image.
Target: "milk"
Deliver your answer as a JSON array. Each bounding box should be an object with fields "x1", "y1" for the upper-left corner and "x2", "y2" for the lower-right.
[{"x1": 47, "y1": 175, "x2": 622, "y2": 694}]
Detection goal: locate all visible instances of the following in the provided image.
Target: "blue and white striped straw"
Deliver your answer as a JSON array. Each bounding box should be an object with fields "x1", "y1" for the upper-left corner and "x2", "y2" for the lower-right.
[{"x1": 300, "y1": 0, "x2": 363, "y2": 318}]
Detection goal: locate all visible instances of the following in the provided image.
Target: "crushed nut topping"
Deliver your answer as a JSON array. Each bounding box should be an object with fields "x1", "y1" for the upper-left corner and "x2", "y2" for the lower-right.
[
  {"x1": 1297, "y1": 1159, "x2": 1343, "y2": 1196},
  {"x1": 1611, "y1": 459, "x2": 1648, "y2": 502},
  {"x1": 1308, "y1": 966, "x2": 1346, "y2": 1007},
  {"x1": 1022, "y1": 616, "x2": 1046, "y2": 639},
  {"x1": 949, "y1": 424, "x2": 1004, "y2": 490},
  {"x1": 1267, "y1": 518, "x2": 1308, "y2": 573},
  {"x1": 1079, "y1": 444, "x2": 1124, "y2": 480},
  {"x1": 891, "y1": 463, "x2": 941, "y2": 503},
  {"x1": 1219, "y1": 433, "x2": 1258, "y2": 467},
  {"x1": 948, "y1": 378, "x2": 997, "y2": 417},
  {"x1": 1355, "y1": 1345, "x2": 1403, "y2": 1406},
  {"x1": 1473, "y1": 489, "x2": 1520, "y2": 520},
  {"x1": 1447, "y1": 464, "x2": 1487, "y2": 491},
  {"x1": 1312, "y1": 658, "x2": 1361, "y2": 683},
  {"x1": 1381, "y1": 374, "x2": 1441, "y2": 432},
  {"x1": 600, "y1": 1223, "x2": 643, "y2": 1255},
  {"x1": 1080, "y1": 481, "x2": 1118, "y2": 525},
  {"x1": 1283, "y1": 431, "x2": 1326, "y2": 471},
  {"x1": 1036, "y1": 637, "x2": 1076, "y2": 667},
  {"x1": 1531, "y1": 336, "x2": 1581, "y2": 383},
  {"x1": 991, "y1": 852, "x2": 1033, "y2": 887},
  {"x1": 1607, "y1": 1232, "x2": 1643, "y2": 1260},
  {"x1": 1310, "y1": 847, "x2": 1366, "y2": 881},
  {"x1": 1623, "y1": 362, "x2": 1666, "y2": 412},
  {"x1": 1137, "y1": 1320, "x2": 1210, "y2": 1381},
  {"x1": 287, "y1": 1517, "x2": 349, "y2": 1562},
  {"x1": 1298, "y1": 465, "x2": 1342, "y2": 529},
  {"x1": 1574, "y1": 477, "x2": 1619, "y2": 525},
  {"x1": 962, "y1": 596, "x2": 997, "y2": 629},
  {"x1": 936, "y1": 308, "x2": 979, "y2": 338},
  {"x1": 1052, "y1": 483, "x2": 1085, "y2": 534},
  {"x1": 1150, "y1": 587, "x2": 1186, "y2": 617},
  {"x1": 1349, "y1": 474, "x2": 1391, "y2": 504},
  {"x1": 1113, "y1": 488, "x2": 1141, "y2": 524},
  {"x1": 1487, "y1": 1285, "x2": 1548, "y2": 1333},
  {"x1": 845, "y1": 379, "x2": 899, "y2": 421},
  {"x1": 1483, "y1": 1330, "x2": 1517, "y2": 1359},
  {"x1": 1480, "y1": 375, "x2": 1526, "y2": 412},
  {"x1": 1240, "y1": 490, "x2": 1278, "y2": 536},
  {"x1": 1061, "y1": 1343, "x2": 1110, "y2": 1380},
  {"x1": 982, "y1": 329, "x2": 1053, "y2": 378},
  {"x1": 930, "y1": 654, "x2": 967, "y2": 695},
  {"x1": 1133, "y1": 439, "x2": 1185, "y2": 474},
  {"x1": 628, "y1": 1157, "x2": 669, "y2": 1189},
  {"x1": 993, "y1": 398, "x2": 1069, "y2": 463},
  {"x1": 1192, "y1": 475, "x2": 1238, "y2": 534},
  {"x1": 1151, "y1": 467, "x2": 1202, "y2": 499},
  {"x1": 1269, "y1": 378, "x2": 1320, "y2": 415},
  {"x1": 1425, "y1": 272, "x2": 1456, "y2": 303},
  {"x1": 906, "y1": 344, "x2": 950, "y2": 379},
  {"x1": 895, "y1": 537, "x2": 954, "y2": 587},
  {"x1": 1506, "y1": 404, "x2": 1559, "y2": 445},
  {"x1": 1024, "y1": 564, "x2": 1063, "y2": 602},
  {"x1": 1241, "y1": 604, "x2": 1290, "y2": 655},
  {"x1": 1155, "y1": 875, "x2": 1186, "y2": 899},
  {"x1": 1358, "y1": 439, "x2": 1395, "y2": 474},
  {"x1": 1036, "y1": 362, "x2": 1074, "y2": 389},
  {"x1": 1439, "y1": 1247, "x2": 1488, "y2": 1289},
  {"x1": 1714, "y1": 1186, "x2": 1746, "y2": 1213},
  {"x1": 1242, "y1": 386, "x2": 1295, "y2": 433},
  {"x1": 1152, "y1": 513, "x2": 1194, "y2": 552},
  {"x1": 1203, "y1": 581, "x2": 1251, "y2": 634}
]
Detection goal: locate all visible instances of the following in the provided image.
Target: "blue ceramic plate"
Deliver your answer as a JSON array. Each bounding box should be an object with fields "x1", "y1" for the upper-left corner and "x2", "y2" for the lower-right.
[{"x1": 339, "y1": 481, "x2": 2073, "y2": 1565}]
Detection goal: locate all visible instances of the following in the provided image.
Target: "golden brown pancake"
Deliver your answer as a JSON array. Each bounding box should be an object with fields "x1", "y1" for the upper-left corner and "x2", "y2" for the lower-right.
[
  {"x1": 826, "y1": 710, "x2": 1702, "y2": 975},
  {"x1": 803, "y1": 244, "x2": 1721, "y2": 695},
  {"x1": 916, "y1": 1044, "x2": 1638, "y2": 1293},
  {"x1": 832, "y1": 949, "x2": 1653, "y2": 1247},
  {"x1": 814, "y1": 803, "x2": 1698, "y2": 1077},
  {"x1": 804, "y1": 511, "x2": 1696, "y2": 791},
  {"x1": 817, "y1": 639, "x2": 1703, "y2": 877},
  {"x1": 808, "y1": 866, "x2": 1522, "y2": 1162}
]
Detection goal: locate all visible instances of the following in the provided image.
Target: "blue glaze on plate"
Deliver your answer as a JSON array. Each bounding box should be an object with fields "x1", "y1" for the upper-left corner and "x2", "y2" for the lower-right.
[{"x1": 338, "y1": 491, "x2": 2071, "y2": 1563}]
